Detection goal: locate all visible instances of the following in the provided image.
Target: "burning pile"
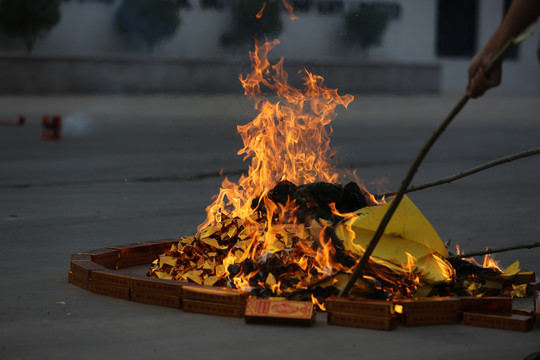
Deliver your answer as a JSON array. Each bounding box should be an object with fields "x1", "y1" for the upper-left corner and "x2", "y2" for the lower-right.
[
  {"x1": 148, "y1": 40, "x2": 523, "y2": 304},
  {"x1": 151, "y1": 180, "x2": 373, "y2": 294}
]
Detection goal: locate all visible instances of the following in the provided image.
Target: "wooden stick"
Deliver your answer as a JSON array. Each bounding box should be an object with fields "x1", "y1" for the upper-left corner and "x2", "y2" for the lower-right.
[
  {"x1": 339, "y1": 94, "x2": 468, "y2": 297},
  {"x1": 447, "y1": 242, "x2": 540, "y2": 260},
  {"x1": 339, "y1": 28, "x2": 532, "y2": 298},
  {"x1": 377, "y1": 147, "x2": 540, "y2": 198}
]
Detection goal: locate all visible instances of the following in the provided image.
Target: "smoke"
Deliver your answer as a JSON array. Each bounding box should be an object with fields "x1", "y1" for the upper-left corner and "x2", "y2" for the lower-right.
[{"x1": 62, "y1": 112, "x2": 93, "y2": 137}]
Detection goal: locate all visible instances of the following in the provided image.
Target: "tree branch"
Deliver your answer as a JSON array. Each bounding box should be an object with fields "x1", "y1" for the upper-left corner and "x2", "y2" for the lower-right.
[
  {"x1": 339, "y1": 29, "x2": 532, "y2": 298},
  {"x1": 377, "y1": 147, "x2": 540, "y2": 199},
  {"x1": 447, "y1": 242, "x2": 540, "y2": 260}
]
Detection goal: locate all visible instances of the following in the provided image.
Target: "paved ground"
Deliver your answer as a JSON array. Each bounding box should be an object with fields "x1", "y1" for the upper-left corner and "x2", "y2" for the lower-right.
[{"x1": 1, "y1": 94, "x2": 539, "y2": 360}]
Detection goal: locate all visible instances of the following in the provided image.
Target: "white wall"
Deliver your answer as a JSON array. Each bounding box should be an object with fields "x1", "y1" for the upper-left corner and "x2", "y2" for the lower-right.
[
  {"x1": 156, "y1": 7, "x2": 231, "y2": 59},
  {"x1": 441, "y1": 0, "x2": 540, "y2": 94},
  {"x1": 2, "y1": 0, "x2": 435, "y2": 61},
  {"x1": 367, "y1": 0, "x2": 436, "y2": 62},
  {"x1": 0, "y1": 0, "x2": 538, "y2": 93},
  {"x1": 274, "y1": 0, "x2": 437, "y2": 63},
  {"x1": 36, "y1": 1, "x2": 127, "y2": 54}
]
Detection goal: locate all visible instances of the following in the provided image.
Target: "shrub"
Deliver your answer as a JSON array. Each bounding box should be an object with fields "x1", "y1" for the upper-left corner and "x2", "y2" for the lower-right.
[
  {"x1": 344, "y1": 5, "x2": 389, "y2": 50},
  {"x1": 115, "y1": 0, "x2": 181, "y2": 52},
  {"x1": 0, "y1": 0, "x2": 61, "y2": 52},
  {"x1": 220, "y1": 0, "x2": 283, "y2": 49}
]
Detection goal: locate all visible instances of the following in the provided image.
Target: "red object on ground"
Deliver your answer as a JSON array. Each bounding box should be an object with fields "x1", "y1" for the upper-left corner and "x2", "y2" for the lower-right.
[
  {"x1": 42, "y1": 115, "x2": 61, "y2": 140},
  {"x1": 0, "y1": 115, "x2": 25, "y2": 126}
]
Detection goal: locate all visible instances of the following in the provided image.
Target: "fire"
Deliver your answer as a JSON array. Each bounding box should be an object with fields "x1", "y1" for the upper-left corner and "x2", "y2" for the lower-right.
[
  {"x1": 455, "y1": 245, "x2": 503, "y2": 273},
  {"x1": 482, "y1": 252, "x2": 502, "y2": 272},
  {"x1": 311, "y1": 294, "x2": 326, "y2": 311},
  {"x1": 149, "y1": 40, "x2": 460, "y2": 302},
  {"x1": 256, "y1": 1, "x2": 266, "y2": 19},
  {"x1": 198, "y1": 39, "x2": 354, "y2": 232},
  {"x1": 281, "y1": 0, "x2": 299, "y2": 20}
]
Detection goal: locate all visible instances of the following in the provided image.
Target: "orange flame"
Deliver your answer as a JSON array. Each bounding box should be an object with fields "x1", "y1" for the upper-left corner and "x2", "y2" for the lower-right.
[
  {"x1": 433, "y1": 253, "x2": 456, "y2": 282},
  {"x1": 256, "y1": 1, "x2": 266, "y2": 18},
  {"x1": 198, "y1": 39, "x2": 354, "y2": 232},
  {"x1": 150, "y1": 39, "x2": 456, "y2": 300},
  {"x1": 192, "y1": 40, "x2": 374, "y2": 295},
  {"x1": 311, "y1": 294, "x2": 326, "y2": 311},
  {"x1": 281, "y1": 0, "x2": 299, "y2": 20},
  {"x1": 482, "y1": 253, "x2": 502, "y2": 272},
  {"x1": 456, "y1": 245, "x2": 502, "y2": 273}
]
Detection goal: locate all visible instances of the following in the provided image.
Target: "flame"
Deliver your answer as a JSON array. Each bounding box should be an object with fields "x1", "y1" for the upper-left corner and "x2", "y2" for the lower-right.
[
  {"x1": 482, "y1": 253, "x2": 502, "y2": 272},
  {"x1": 400, "y1": 252, "x2": 421, "y2": 295},
  {"x1": 281, "y1": 0, "x2": 299, "y2": 20},
  {"x1": 433, "y1": 253, "x2": 455, "y2": 282},
  {"x1": 311, "y1": 294, "x2": 326, "y2": 311},
  {"x1": 150, "y1": 40, "x2": 458, "y2": 301},
  {"x1": 456, "y1": 245, "x2": 502, "y2": 273},
  {"x1": 402, "y1": 252, "x2": 418, "y2": 280},
  {"x1": 198, "y1": 39, "x2": 354, "y2": 232},
  {"x1": 256, "y1": 1, "x2": 266, "y2": 18},
  {"x1": 192, "y1": 39, "x2": 376, "y2": 296}
]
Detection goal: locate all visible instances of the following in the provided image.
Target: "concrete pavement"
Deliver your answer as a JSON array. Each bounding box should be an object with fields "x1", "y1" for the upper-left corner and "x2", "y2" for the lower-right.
[{"x1": 1, "y1": 94, "x2": 539, "y2": 360}]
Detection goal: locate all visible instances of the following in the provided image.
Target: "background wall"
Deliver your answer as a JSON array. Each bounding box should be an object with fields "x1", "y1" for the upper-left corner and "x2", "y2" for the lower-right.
[
  {"x1": 0, "y1": 53, "x2": 440, "y2": 94},
  {"x1": 0, "y1": 0, "x2": 538, "y2": 94}
]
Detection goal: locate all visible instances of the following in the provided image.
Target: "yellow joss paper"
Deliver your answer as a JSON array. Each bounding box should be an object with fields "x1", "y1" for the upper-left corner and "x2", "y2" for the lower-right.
[
  {"x1": 234, "y1": 250, "x2": 244, "y2": 263},
  {"x1": 267, "y1": 241, "x2": 285, "y2": 253},
  {"x1": 159, "y1": 255, "x2": 178, "y2": 268},
  {"x1": 465, "y1": 281, "x2": 483, "y2": 296},
  {"x1": 266, "y1": 273, "x2": 276, "y2": 287},
  {"x1": 413, "y1": 284, "x2": 433, "y2": 297},
  {"x1": 201, "y1": 238, "x2": 220, "y2": 249},
  {"x1": 511, "y1": 284, "x2": 528, "y2": 298},
  {"x1": 335, "y1": 195, "x2": 450, "y2": 284},
  {"x1": 234, "y1": 240, "x2": 251, "y2": 251},
  {"x1": 155, "y1": 271, "x2": 173, "y2": 280},
  {"x1": 215, "y1": 264, "x2": 226, "y2": 277},
  {"x1": 227, "y1": 226, "x2": 237, "y2": 238},
  {"x1": 184, "y1": 270, "x2": 203, "y2": 284},
  {"x1": 237, "y1": 228, "x2": 249, "y2": 240},
  {"x1": 199, "y1": 226, "x2": 217, "y2": 239},
  {"x1": 204, "y1": 276, "x2": 218, "y2": 286},
  {"x1": 180, "y1": 236, "x2": 195, "y2": 246},
  {"x1": 502, "y1": 261, "x2": 520, "y2": 277},
  {"x1": 483, "y1": 280, "x2": 504, "y2": 290},
  {"x1": 414, "y1": 253, "x2": 454, "y2": 284}
]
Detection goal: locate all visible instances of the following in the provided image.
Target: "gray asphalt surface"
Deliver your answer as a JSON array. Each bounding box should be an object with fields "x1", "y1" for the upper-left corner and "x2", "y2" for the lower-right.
[{"x1": 1, "y1": 94, "x2": 539, "y2": 360}]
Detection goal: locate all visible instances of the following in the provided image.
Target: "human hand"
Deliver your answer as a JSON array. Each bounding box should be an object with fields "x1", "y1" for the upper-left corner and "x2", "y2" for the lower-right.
[{"x1": 466, "y1": 50, "x2": 502, "y2": 98}]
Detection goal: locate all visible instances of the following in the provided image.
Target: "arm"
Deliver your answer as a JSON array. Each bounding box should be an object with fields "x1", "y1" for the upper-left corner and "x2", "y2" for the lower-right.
[{"x1": 466, "y1": 0, "x2": 540, "y2": 98}]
